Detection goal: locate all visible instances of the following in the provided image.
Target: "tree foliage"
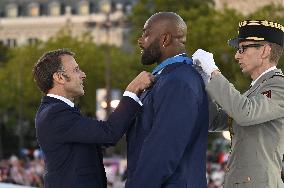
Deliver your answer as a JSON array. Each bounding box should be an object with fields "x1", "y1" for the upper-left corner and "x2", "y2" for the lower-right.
[
  {"x1": 0, "y1": 1, "x2": 283, "y2": 156},
  {"x1": 129, "y1": 1, "x2": 284, "y2": 91},
  {"x1": 128, "y1": 1, "x2": 284, "y2": 151},
  {"x1": 0, "y1": 31, "x2": 144, "y2": 155}
]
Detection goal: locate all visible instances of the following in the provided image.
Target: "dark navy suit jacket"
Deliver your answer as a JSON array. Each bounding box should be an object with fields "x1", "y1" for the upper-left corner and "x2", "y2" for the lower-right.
[
  {"x1": 35, "y1": 96, "x2": 140, "y2": 188},
  {"x1": 126, "y1": 63, "x2": 209, "y2": 188}
]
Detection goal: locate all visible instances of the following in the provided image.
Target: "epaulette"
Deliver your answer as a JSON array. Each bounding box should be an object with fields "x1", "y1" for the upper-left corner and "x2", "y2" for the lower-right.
[
  {"x1": 259, "y1": 71, "x2": 284, "y2": 86},
  {"x1": 270, "y1": 72, "x2": 284, "y2": 78}
]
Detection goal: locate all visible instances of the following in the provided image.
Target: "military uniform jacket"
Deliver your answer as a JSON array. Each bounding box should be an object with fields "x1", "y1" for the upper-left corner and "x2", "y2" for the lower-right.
[
  {"x1": 35, "y1": 96, "x2": 140, "y2": 188},
  {"x1": 126, "y1": 63, "x2": 209, "y2": 188},
  {"x1": 207, "y1": 69, "x2": 284, "y2": 188}
]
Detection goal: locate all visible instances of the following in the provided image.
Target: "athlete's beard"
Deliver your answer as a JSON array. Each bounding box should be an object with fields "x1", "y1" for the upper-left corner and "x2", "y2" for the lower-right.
[{"x1": 141, "y1": 38, "x2": 162, "y2": 65}]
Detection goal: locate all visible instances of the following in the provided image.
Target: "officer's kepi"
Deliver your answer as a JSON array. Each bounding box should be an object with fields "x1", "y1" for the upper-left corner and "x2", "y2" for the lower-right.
[{"x1": 228, "y1": 20, "x2": 284, "y2": 48}]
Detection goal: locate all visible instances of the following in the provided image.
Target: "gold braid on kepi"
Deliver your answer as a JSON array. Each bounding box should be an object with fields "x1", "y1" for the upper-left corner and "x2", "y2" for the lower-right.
[{"x1": 228, "y1": 20, "x2": 284, "y2": 48}]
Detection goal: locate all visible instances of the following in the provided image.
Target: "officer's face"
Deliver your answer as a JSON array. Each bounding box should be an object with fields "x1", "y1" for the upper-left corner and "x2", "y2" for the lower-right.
[
  {"x1": 138, "y1": 19, "x2": 162, "y2": 65},
  {"x1": 234, "y1": 41, "x2": 267, "y2": 77}
]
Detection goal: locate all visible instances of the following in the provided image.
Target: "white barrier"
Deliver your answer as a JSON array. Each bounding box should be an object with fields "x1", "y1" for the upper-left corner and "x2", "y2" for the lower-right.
[{"x1": 0, "y1": 183, "x2": 36, "y2": 188}]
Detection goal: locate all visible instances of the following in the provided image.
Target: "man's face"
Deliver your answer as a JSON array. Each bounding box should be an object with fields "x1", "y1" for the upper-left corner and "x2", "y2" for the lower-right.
[
  {"x1": 138, "y1": 20, "x2": 162, "y2": 65},
  {"x1": 234, "y1": 41, "x2": 266, "y2": 76},
  {"x1": 60, "y1": 55, "x2": 86, "y2": 99}
]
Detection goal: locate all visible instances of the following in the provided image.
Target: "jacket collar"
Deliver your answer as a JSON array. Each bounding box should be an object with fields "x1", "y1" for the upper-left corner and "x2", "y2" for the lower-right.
[
  {"x1": 250, "y1": 66, "x2": 276, "y2": 87},
  {"x1": 158, "y1": 62, "x2": 186, "y2": 77},
  {"x1": 245, "y1": 69, "x2": 282, "y2": 96},
  {"x1": 46, "y1": 94, "x2": 74, "y2": 107},
  {"x1": 139, "y1": 63, "x2": 186, "y2": 101},
  {"x1": 41, "y1": 95, "x2": 70, "y2": 106}
]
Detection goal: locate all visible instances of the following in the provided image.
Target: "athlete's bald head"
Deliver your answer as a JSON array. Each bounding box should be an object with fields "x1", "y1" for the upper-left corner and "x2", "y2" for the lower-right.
[
  {"x1": 146, "y1": 12, "x2": 187, "y2": 44},
  {"x1": 138, "y1": 12, "x2": 188, "y2": 65}
]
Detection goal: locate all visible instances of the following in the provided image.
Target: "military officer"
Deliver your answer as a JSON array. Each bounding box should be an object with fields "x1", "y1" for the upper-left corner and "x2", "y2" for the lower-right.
[{"x1": 193, "y1": 20, "x2": 284, "y2": 188}]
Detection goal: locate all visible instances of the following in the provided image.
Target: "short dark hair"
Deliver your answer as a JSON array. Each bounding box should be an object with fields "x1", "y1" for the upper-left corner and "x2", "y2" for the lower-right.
[{"x1": 33, "y1": 49, "x2": 75, "y2": 94}]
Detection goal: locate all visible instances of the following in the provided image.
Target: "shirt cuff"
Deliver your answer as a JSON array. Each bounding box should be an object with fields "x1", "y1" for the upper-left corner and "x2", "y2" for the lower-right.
[{"x1": 123, "y1": 91, "x2": 143, "y2": 106}]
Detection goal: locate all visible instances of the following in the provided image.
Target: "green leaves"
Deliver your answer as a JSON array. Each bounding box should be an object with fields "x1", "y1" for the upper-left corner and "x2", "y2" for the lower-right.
[
  {"x1": 130, "y1": 1, "x2": 283, "y2": 91},
  {"x1": 0, "y1": 1, "x2": 283, "y2": 153},
  {"x1": 0, "y1": 32, "x2": 143, "y2": 151}
]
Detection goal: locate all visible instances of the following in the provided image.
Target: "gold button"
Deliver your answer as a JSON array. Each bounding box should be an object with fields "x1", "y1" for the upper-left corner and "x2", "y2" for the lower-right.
[
  {"x1": 225, "y1": 166, "x2": 230, "y2": 172},
  {"x1": 246, "y1": 176, "x2": 251, "y2": 182}
]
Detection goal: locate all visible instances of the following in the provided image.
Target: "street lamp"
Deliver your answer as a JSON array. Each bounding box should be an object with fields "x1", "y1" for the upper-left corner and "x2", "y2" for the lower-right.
[
  {"x1": 96, "y1": 89, "x2": 121, "y2": 120},
  {"x1": 101, "y1": 0, "x2": 112, "y2": 118}
]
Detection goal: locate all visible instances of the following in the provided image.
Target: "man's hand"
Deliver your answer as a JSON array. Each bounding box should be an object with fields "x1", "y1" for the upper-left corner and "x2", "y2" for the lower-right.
[
  {"x1": 192, "y1": 49, "x2": 219, "y2": 77},
  {"x1": 126, "y1": 71, "x2": 155, "y2": 95}
]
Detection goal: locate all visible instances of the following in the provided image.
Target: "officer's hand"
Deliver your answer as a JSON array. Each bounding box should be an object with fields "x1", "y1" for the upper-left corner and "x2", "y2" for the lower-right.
[
  {"x1": 192, "y1": 49, "x2": 219, "y2": 77},
  {"x1": 126, "y1": 71, "x2": 155, "y2": 95},
  {"x1": 192, "y1": 64, "x2": 210, "y2": 83}
]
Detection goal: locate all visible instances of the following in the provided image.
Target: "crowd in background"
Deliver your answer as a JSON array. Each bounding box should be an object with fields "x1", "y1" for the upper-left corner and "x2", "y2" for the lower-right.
[
  {"x1": 0, "y1": 155, "x2": 44, "y2": 188},
  {"x1": 0, "y1": 140, "x2": 283, "y2": 188}
]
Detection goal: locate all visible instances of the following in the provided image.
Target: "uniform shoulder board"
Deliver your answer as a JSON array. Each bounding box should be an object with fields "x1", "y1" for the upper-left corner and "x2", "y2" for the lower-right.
[{"x1": 271, "y1": 72, "x2": 284, "y2": 78}]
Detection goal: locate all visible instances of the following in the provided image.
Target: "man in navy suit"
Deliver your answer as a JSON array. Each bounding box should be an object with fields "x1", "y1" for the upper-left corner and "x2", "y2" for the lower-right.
[
  {"x1": 33, "y1": 49, "x2": 154, "y2": 188},
  {"x1": 125, "y1": 12, "x2": 209, "y2": 188}
]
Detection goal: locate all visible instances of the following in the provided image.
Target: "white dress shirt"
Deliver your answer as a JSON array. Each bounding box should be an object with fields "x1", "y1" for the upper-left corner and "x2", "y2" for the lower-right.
[
  {"x1": 123, "y1": 91, "x2": 143, "y2": 106},
  {"x1": 47, "y1": 94, "x2": 74, "y2": 107},
  {"x1": 47, "y1": 92, "x2": 143, "y2": 107}
]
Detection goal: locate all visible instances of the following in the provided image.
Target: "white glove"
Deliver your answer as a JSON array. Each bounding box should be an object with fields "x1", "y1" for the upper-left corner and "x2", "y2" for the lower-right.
[
  {"x1": 192, "y1": 49, "x2": 219, "y2": 76},
  {"x1": 192, "y1": 64, "x2": 210, "y2": 83}
]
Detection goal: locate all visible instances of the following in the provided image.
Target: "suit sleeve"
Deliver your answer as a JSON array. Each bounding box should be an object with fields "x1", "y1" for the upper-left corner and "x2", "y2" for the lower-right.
[
  {"x1": 127, "y1": 79, "x2": 201, "y2": 187},
  {"x1": 50, "y1": 96, "x2": 141, "y2": 144},
  {"x1": 206, "y1": 74, "x2": 284, "y2": 126}
]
